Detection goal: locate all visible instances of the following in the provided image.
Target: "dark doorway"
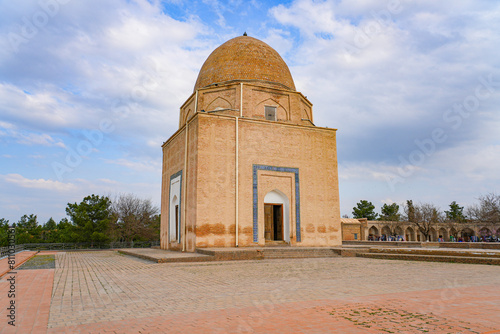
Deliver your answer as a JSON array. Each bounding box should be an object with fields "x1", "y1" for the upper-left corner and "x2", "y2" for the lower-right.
[
  {"x1": 175, "y1": 205, "x2": 179, "y2": 241},
  {"x1": 264, "y1": 204, "x2": 283, "y2": 241}
]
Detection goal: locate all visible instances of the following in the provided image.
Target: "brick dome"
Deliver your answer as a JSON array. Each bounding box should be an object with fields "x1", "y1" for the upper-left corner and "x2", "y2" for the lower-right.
[{"x1": 194, "y1": 36, "x2": 296, "y2": 91}]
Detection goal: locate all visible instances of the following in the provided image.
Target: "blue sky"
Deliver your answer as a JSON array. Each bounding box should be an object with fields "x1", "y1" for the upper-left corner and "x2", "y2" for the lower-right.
[{"x1": 0, "y1": 0, "x2": 499, "y2": 224}]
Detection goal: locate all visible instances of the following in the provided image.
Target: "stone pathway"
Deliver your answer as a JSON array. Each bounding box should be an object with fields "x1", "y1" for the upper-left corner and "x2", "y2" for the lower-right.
[
  {"x1": 0, "y1": 268, "x2": 54, "y2": 333},
  {"x1": 2, "y1": 250, "x2": 500, "y2": 333},
  {"x1": 0, "y1": 251, "x2": 38, "y2": 278}
]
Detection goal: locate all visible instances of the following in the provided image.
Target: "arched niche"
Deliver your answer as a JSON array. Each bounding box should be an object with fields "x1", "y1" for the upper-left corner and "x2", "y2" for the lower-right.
[
  {"x1": 170, "y1": 195, "x2": 179, "y2": 242},
  {"x1": 255, "y1": 98, "x2": 289, "y2": 121},
  {"x1": 183, "y1": 109, "x2": 192, "y2": 124},
  {"x1": 206, "y1": 96, "x2": 232, "y2": 111},
  {"x1": 169, "y1": 171, "x2": 182, "y2": 243}
]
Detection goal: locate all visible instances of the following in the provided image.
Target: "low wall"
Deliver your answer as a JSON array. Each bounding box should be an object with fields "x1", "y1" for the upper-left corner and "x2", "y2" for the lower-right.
[
  {"x1": 437, "y1": 242, "x2": 500, "y2": 249},
  {"x1": 343, "y1": 240, "x2": 500, "y2": 250},
  {"x1": 342, "y1": 241, "x2": 422, "y2": 248}
]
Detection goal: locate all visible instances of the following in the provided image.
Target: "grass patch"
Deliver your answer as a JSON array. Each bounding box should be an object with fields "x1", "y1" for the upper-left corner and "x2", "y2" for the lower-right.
[{"x1": 18, "y1": 255, "x2": 55, "y2": 270}]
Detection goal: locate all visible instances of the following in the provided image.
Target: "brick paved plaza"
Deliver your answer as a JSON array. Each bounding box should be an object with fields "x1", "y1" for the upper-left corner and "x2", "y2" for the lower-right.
[{"x1": 1, "y1": 250, "x2": 500, "y2": 333}]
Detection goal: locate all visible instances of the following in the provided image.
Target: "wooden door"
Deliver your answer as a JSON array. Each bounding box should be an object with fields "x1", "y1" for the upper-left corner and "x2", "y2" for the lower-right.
[
  {"x1": 264, "y1": 204, "x2": 273, "y2": 240},
  {"x1": 274, "y1": 205, "x2": 283, "y2": 240}
]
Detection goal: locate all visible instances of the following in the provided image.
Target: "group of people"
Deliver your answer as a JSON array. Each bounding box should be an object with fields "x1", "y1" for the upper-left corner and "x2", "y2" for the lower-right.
[{"x1": 368, "y1": 235, "x2": 405, "y2": 241}]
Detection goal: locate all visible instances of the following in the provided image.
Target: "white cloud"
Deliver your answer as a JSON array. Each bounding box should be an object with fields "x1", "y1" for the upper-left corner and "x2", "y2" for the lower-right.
[
  {"x1": 0, "y1": 125, "x2": 66, "y2": 148},
  {"x1": 17, "y1": 133, "x2": 66, "y2": 148},
  {"x1": 0, "y1": 0, "x2": 499, "y2": 223},
  {"x1": 98, "y1": 178, "x2": 120, "y2": 185},
  {"x1": 3, "y1": 173, "x2": 76, "y2": 192},
  {"x1": 263, "y1": 29, "x2": 293, "y2": 57},
  {"x1": 201, "y1": 0, "x2": 227, "y2": 28},
  {"x1": 0, "y1": 0, "x2": 210, "y2": 140},
  {"x1": 0, "y1": 121, "x2": 15, "y2": 129},
  {"x1": 380, "y1": 198, "x2": 396, "y2": 205},
  {"x1": 339, "y1": 162, "x2": 422, "y2": 182},
  {"x1": 103, "y1": 158, "x2": 161, "y2": 173},
  {"x1": 0, "y1": 83, "x2": 81, "y2": 131},
  {"x1": 427, "y1": 143, "x2": 500, "y2": 183}
]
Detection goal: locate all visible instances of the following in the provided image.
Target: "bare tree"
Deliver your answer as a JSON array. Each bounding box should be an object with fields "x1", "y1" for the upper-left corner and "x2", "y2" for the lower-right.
[
  {"x1": 467, "y1": 193, "x2": 500, "y2": 223},
  {"x1": 404, "y1": 200, "x2": 442, "y2": 241},
  {"x1": 110, "y1": 193, "x2": 159, "y2": 242},
  {"x1": 467, "y1": 193, "x2": 500, "y2": 237}
]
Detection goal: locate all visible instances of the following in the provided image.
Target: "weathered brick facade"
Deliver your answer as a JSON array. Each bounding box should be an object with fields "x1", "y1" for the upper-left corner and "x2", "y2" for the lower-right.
[{"x1": 161, "y1": 35, "x2": 341, "y2": 251}]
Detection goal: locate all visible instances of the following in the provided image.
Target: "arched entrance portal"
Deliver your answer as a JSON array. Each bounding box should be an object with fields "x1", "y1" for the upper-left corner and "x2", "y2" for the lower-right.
[
  {"x1": 461, "y1": 228, "x2": 475, "y2": 242},
  {"x1": 264, "y1": 190, "x2": 290, "y2": 243},
  {"x1": 381, "y1": 226, "x2": 392, "y2": 240},
  {"x1": 405, "y1": 226, "x2": 415, "y2": 241},
  {"x1": 368, "y1": 226, "x2": 379, "y2": 240},
  {"x1": 429, "y1": 228, "x2": 438, "y2": 242},
  {"x1": 439, "y1": 227, "x2": 449, "y2": 241}
]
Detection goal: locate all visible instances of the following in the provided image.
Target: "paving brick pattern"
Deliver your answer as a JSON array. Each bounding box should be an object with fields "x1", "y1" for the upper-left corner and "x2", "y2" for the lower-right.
[
  {"x1": 0, "y1": 251, "x2": 38, "y2": 278},
  {"x1": 0, "y1": 268, "x2": 54, "y2": 333},
  {"x1": 44, "y1": 251, "x2": 500, "y2": 333}
]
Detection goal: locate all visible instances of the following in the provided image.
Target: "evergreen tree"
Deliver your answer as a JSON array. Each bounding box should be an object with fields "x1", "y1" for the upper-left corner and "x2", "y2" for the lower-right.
[
  {"x1": 16, "y1": 214, "x2": 41, "y2": 243},
  {"x1": 352, "y1": 200, "x2": 378, "y2": 220},
  {"x1": 445, "y1": 201, "x2": 466, "y2": 223},
  {"x1": 41, "y1": 217, "x2": 58, "y2": 242},
  {"x1": 0, "y1": 218, "x2": 10, "y2": 247},
  {"x1": 66, "y1": 194, "x2": 112, "y2": 244},
  {"x1": 379, "y1": 203, "x2": 401, "y2": 221}
]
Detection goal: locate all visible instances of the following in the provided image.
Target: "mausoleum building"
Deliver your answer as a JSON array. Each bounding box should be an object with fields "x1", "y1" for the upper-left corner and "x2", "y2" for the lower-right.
[{"x1": 160, "y1": 35, "x2": 341, "y2": 251}]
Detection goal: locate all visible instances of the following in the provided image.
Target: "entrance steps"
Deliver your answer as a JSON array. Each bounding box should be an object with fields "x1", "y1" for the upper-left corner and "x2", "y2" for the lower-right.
[
  {"x1": 196, "y1": 247, "x2": 342, "y2": 261},
  {"x1": 356, "y1": 247, "x2": 500, "y2": 265},
  {"x1": 120, "y1": 247, "x2": 342, "y2": 263}
]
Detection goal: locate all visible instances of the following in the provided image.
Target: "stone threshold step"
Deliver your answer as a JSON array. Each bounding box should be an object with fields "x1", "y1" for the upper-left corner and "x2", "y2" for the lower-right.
[
  {"x1": 118, "y1": 250, "x2": 215, "y2": 263},
  {"x1": 196, "y1": 248, "x2": 341, "y2": 261},
  {"x1": 358, "y1": 252, "x2": 500, "y2": 265}
]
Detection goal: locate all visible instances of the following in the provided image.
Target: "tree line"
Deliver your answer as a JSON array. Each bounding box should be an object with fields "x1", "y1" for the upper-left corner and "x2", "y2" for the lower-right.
[
  {"x1": 0, "y1": 194, "x2": 160, "y2": 247},
  {"x1": 349, "y1": 193, "x2": 500, "y2": 241}
]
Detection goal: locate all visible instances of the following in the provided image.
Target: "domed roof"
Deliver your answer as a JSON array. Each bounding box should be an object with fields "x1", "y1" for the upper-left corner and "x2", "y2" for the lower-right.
[{"x1": 194, "y1": 36, "x2": 296, "y2": 91}]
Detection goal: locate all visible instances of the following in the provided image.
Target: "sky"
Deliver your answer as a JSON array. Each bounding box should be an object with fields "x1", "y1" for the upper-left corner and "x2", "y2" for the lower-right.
[{"x1": 0, "y1": 0, "x2": 499, "y2": 224}]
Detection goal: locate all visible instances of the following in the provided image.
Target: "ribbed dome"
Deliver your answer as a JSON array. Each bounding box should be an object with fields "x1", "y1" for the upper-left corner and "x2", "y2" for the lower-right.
[{"x1": 194, "y1": 36, "x2": 296, "y2": 91}]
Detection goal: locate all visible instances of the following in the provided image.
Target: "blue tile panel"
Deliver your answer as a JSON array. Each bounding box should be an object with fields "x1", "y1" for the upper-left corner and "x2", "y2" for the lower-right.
[
  {"x1": 168, "y1": 170, "x2": 183, "y2": 241},
  {"x1": 252, "y1": 164, "x2": 301, "y2": 243}
]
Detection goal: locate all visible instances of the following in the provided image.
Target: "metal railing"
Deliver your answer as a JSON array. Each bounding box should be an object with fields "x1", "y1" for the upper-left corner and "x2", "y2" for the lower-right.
[
  {"x1": 1, "y1": 241, "x2": 160, "y2": 253},
  {"x1": 0, "y1": 244, "x2": 25, "y2": 258}
]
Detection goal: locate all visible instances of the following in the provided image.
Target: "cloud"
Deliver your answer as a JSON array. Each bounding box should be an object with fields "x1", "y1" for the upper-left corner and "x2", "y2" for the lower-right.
[
  {"x1": 3, "y1": 173, "x2": 76, "y2": 192},
  {"x1": 0, "y1": 83, "x2": 82, "y2": 132},
  {"x1": 0, "y1": 125, "x2": 66, "y2": 148},
  {"x1": 201, "y1": 0, "x2": 228, "y2": 28},
  {"x1": 103, "y1": 158, "x2": 161, "y2": 173},
  {"x1": 0, "y1": 121, "x2": 15, "y2": 129},
  {"x1": 0, "y1": 0, "x2": 499, "y2": 222},
  {"x1": 17, "y1": 133, "x2": 66, "y2": 148},
  {"x1": 269, "y1": 0, "x2": 500, "y2": 168},
  {"x1": 0, "y1": 0, "x2": 210, "y2": 141}
]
